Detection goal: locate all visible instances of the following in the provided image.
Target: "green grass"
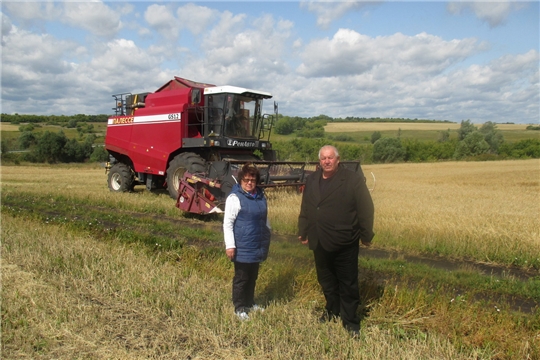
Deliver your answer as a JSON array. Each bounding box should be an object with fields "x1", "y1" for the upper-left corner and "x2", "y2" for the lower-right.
[{"x1": 1, "y1": 191, "x2": 222, "y2": 251}]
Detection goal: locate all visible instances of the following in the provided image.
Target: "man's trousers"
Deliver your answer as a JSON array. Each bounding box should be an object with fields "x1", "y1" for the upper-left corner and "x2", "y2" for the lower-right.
[{"x1": 313, "y1": 242, "x2": 360, "y2": 331}]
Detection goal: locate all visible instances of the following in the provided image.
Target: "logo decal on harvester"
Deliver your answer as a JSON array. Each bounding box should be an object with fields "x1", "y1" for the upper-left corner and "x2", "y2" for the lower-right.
[
  {"x1": 227, "y1": 140, "x2": 256, "y2": 147},
  {"x1": 108, "y1": 113, "x2": 182, "y2": 126},
  {"x1": 112, "y1": 116, "x2": 134, "y2": 125}
]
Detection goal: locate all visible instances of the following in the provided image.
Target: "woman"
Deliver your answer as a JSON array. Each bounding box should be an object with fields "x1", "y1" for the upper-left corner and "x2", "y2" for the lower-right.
[{"x1": 223, "y1": 163, "x2": 271, "y2": 320}]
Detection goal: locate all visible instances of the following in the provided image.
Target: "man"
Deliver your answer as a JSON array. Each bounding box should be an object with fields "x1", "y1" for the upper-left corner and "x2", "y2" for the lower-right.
[{"x1": 298, "y1": 145, "x2": 374, "y2": 336}]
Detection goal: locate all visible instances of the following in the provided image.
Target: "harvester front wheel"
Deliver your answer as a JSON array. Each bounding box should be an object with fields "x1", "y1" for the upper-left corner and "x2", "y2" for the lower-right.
[
  {"x1": 166, "y1": 153, "x2": 206, "y2": 199},
  {"x1": 108, "y1": 163, "x2": 134, "y2": 192}
]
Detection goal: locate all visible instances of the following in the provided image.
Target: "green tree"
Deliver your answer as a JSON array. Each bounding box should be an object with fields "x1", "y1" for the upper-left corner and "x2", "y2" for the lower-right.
[
  {"x1": 18, "y1": 131, "x2": 36, "y2": 149},
  {"x1": 372, "y1": 137, "x2": 405, "y2": 163},
  {"x1": 370, "y1": 131, "x2": 382, "y2": 144},
  {"x1": 297, "y1": 128, "x2": 325, "y2": 138},
  {"x1": 457, "y1": 120, "x2": 476, "y2": 141},
  {"x1": 18, "y1": 124, "x2": 35, "y2": 132},
  {"x1": 289, "y1": 116, "x2": 306, "y2": 130},
  {"x1": 67, "y1": 119, "x2": 78, "y2": 128},
  {"x1": 1, "y1": 140, "x2": 8, "y2": 155},
  {"x1": 499, "y1": 139, "x2": 540, "y2": 158},
  {"x1": 331, "y1": 134, "x2": 355, "y2": 142},
  {"x1": 438, "y1": 129, "x2": 450, "y2": 142},
  {"x1": 273, "y1": 138, "x2": 328, "y2": 161},
  {"x1": 62, "y1": 139, "x2": 93, "y2": 162},
  {"x1": 453, "y1": 131, "x2": 489, "y2": 159},
  {"x1": 479, "y1": 121, "x2": 504, "y2": 153},
  {"x1": 274, "y1": 118, "x2": 294, "y2": 135},
  {"x1": 403, "y1": 138, "x2": 456, "y2": 162},
  {"x1": 32, "y1": 131, "x2": 68, "y2": 163},
  {"x1": 90, "y1": 146, "x2": 110, "y2": 162}
]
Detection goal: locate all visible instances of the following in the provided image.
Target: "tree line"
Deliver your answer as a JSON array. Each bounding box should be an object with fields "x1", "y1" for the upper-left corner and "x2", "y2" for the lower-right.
[
  {"x1": 2, "y1": 130, "x2": 109, "y2": 164},
  {"x1": 272, "y1": 119, "x2": 539, "y2": 164},
  {"x1": 1, "y1": 113, "x2": 109, "y2": 125},
  {"x1": 1, "y1": 113, "x2": 458, "y2": 127},
  {"x1": 1, "y1": 114, "x2": 538, "y2": 165}
]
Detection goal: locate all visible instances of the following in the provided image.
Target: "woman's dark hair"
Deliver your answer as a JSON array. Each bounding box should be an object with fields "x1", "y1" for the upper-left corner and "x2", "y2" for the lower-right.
[{"x1": 238, "y1": 163, "x2": 260, "y2": 183}]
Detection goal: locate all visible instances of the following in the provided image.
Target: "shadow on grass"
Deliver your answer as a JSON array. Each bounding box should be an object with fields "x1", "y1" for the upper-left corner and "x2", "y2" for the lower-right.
[
  {"x1": 260, "y1": 266, "x2": 298, "y2": 305},
  {"x1": 359, "y1": 271, "x2": 386, "y2": 323},
  {"x1": 258, "y1": 246, "x2": 386, "y2": 324}
]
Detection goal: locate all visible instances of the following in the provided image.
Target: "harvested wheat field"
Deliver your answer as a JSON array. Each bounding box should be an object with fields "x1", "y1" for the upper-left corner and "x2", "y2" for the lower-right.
[{"x1": 324, "y1": 122, "x2": 529, "y2": 132}]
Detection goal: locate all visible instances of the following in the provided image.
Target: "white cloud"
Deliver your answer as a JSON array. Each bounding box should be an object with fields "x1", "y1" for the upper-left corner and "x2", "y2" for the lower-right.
[
  {"x1": 1, "y1": 25, "x2": 81, "y2": 114},
  {"x1": 1, "y1": 12, "x2": 13, "y2": 42},
  {"x1": 2, "y1": 26, "x2": 78, "y2": 77},
  {"x1": 189, "y1": 12, "x2": 291, "y2": 89},
  {"x1": 300, "y1": 0, "x2": 380, "y2": 29},
  {"x1": 90, "y1": 39, "x2": 158, "y2": 73},
  {"x1": 447, "y1": 1, "x2": 526, "y2": 28},
  {"x1": 63, "y1": 2, "x2": 122, "y2": 37},
  {"x1": 144, "y1": 4, "x2": 181, "y2": 41},
  {"x1": 0, "y1": 20, "x2": 166, "y2": 115},
  {"x1": 279, "y1": 28, "x2": 538, "y2": 122},
  {"x1": 297, "y1": 29, "x2": 484, "y2": 78},
  {"x1": 3, "y1": 1, "x2": 123, "y2": 37},
  {"x1": 2, "y1": 2, "x2": 62, "y2": 22},
  {"x1": 176, "y1": 3, "x2": 219, "y2": 35}
]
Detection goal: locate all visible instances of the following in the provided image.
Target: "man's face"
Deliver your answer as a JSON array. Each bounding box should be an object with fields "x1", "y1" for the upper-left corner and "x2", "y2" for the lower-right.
[{"x1": 319, "y1": 148, "x2": 339, "y2": 177}]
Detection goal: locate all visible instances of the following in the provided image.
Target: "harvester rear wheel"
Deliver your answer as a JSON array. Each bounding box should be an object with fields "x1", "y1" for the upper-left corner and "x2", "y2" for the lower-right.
[
  {"x1": 107, "y1": 163, "x2": 134, "y2": 192},
  {"x1": 166, "y1": 152, "x2": 206, "y2": 199}
]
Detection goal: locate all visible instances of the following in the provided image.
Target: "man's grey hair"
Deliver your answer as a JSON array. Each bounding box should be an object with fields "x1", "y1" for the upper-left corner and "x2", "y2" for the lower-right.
[{"x1": 318, "y1": 145, "x2": 340, "y2": 159}]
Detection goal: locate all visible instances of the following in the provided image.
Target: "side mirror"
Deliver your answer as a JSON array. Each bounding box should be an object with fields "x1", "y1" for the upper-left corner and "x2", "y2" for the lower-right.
[{"x1": 191, "y1": 89, "x2": 201, "y2": 104}]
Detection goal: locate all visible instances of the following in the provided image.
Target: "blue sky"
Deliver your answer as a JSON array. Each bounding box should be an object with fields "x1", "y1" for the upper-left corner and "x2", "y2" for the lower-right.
[{"x1": 1, "y1": 1, "x2": 539, "y2": 124}]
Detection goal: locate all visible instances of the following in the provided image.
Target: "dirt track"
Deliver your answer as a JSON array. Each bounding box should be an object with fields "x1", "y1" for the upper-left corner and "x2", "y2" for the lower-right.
[{"x1": 143, "y1": 214, "x2": 540, "y2": 314}]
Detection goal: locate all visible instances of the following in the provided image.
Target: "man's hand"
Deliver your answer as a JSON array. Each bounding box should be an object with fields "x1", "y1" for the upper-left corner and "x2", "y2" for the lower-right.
[
  {"x1": 361, "y1": 240, "x2": 372, "y2": 247},
  {"x1": 226, "y1": 248, "x2": 236, "y2": 260},
  {"x1": 298, "y1": 236, "x2": 309, "y2": 245}
]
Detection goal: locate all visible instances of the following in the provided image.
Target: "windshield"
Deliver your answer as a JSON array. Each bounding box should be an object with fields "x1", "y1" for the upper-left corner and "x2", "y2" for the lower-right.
[
  {"x1": 224, "y1": 94, "x2": 264, "y2": 138},
  {"x1": 206, "y1": 94, "x2": 263, "y2": 138}
]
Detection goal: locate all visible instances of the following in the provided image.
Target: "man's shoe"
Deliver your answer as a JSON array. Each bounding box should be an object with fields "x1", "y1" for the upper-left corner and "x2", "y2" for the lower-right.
[
  {"x1": 319, "y1": 311, "x2": 338, "y2": 323},
  {"x1": 235, "y1": 311, "x2": 249, "y2": 321},
  {"x1": 349, "y1": 329, "x2": 360, "y2": 339}
]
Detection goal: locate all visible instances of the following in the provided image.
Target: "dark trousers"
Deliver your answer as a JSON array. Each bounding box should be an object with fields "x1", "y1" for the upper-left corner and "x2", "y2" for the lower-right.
[
  {"x1": 232, "y1": 262, "x2": 260, "y2": 312},
  {"x1": 313, "y1": 242, "x2": 360, "y2": 331}
]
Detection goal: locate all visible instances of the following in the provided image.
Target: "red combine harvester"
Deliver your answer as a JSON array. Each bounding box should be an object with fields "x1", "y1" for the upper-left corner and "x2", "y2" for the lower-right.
[{"x1": 105, "y1": 76, "x2": 347, "y2": 214}]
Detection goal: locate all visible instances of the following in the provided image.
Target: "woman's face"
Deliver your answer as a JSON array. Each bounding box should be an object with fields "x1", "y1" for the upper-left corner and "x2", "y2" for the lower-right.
[{"x1": 240, "y1": 174, "x2": 257, "y2": 193}]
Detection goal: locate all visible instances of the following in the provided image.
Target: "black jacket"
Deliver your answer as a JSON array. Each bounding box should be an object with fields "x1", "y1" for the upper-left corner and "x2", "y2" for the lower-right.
[{"x1": 298, "y1": 165, "x2": 374, "y2": 252}]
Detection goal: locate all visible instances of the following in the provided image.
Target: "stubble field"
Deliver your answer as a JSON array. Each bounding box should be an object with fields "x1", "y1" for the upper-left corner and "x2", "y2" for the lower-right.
[{"x1": 1, "y1": 159, "x2": 539, "y2": 359}]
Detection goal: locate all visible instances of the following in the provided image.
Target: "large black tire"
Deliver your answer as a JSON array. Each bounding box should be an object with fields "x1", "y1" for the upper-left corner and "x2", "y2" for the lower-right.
[
  {"x1": 107, "y1": 163, "x2": 134, "y2": 192},
  {"x1": 166, "y1": 152, "x2": 206, "y2": 199}
]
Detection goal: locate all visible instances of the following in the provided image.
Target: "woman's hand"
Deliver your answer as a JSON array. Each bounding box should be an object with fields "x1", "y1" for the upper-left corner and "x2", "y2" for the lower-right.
[{"x1": 226, "y1": 248, "x2": 236, "y2": 260}]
